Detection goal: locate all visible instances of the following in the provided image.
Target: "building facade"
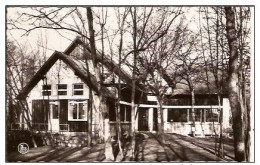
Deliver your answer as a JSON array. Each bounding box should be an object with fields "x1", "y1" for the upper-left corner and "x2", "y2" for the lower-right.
[{"x1": 16, "y1": 37, "x2": 232, "y2": 138}]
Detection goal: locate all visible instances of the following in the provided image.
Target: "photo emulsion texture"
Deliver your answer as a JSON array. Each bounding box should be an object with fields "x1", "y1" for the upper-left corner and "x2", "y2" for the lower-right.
[{"x1": 6, "y1": 6, "x2": 253, "y2": 162}]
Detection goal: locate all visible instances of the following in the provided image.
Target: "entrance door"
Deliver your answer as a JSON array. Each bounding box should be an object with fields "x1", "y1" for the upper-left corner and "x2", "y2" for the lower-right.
[
  {"x1": 49, "y1": 102, "x2": 59, "y2": 132},
  {"x1": 138, "y1": 108, "x2": 149, "y2": 131}
]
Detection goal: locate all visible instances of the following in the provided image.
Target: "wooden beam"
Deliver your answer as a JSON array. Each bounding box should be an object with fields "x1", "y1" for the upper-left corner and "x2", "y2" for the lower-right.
[
  {"x1": 76, "y1": 38, "x2": 145, "y2": 92},
  {"x1": 17, "y1": 51, "x2": 116, "y2": 100},
  {"x1": 119, "y1": 101, "x2": 223, "y2": 109},
  {"x1": 63, "y1": 37, "x2": 84, "y2": 55}
]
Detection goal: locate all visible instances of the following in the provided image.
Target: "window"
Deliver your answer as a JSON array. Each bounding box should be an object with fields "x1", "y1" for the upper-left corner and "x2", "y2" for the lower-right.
[
  {"x1": 68, "y1": 101, "x2": 88, "y2": 121},
  {"x1": 188, "y1": 109, "x2": 219, "y2": 122},
  {"x1": 205, "y1": 109, "x2": 219, "y2": 122},
  {"x1": 120, "y1": 105, "x2": 131, "y2": 122},
  {"x1": 109, "y1": 104, "x2": 131, "y2": 122},
  {"x1": 73, "y1": 83, "x2": 84, "y2": 95},
  {"x1": 50, "y1": 103, "x2": 59, "y2": 119},
  {"x1": 189, "y1": 109, "x2": 204, "y2": 122},
  {"x1": 42, "y1": 85, "x2": 51, "y2": 96},
  {"x1": 57, "y1": 84, "x2": 67, "y2": 95},
  {"x1": 168, "y1": 109, "x2": 188, "y2": 122}
]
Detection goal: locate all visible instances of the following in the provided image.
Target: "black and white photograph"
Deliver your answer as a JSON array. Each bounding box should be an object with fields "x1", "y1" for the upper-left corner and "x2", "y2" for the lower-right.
[{"x1": 5, "y1": 5, "x2": 254, "y2": 162}]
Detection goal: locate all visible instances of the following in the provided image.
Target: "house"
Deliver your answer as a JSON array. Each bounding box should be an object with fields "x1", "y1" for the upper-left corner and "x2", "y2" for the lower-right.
[
  {"x1": 136, "y1": 93, "x2": 231, "y2": 137},
  {"x1": 16, "y1": 37, "x2": 232, "y2": 139}
]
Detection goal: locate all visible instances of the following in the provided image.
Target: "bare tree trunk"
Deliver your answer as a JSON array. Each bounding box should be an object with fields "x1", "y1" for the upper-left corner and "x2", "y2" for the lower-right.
[
  {"x1": 130, "y1": 7, "x2": 137, "y2": 160},
  {"x1": 191, "y1": 89, "x2": 196, "y2": 137},
  {"x1": 82, "y1": 36, "x2": 93, "y2": 147},
  {"x1": 225, "y1": 6, "x2": 246, "y2": 161},
  {"x1": 157, "y1": 97, "x2": 165, "y2": 144},
  {"x1": 217, "y1": 93, "x2": 224, "y2": 157},
  {"x1": 115, "y1": 100, "x2": 123, "y2": 161},
  {"x1": 86, "y1": 7, "x2": 114, "y2": 161},
  {"x1": 238, "y1": 7, "x2": 251, "y2": 161},
  {"x1": 115, "y1": 14, "x2": 125, "y2": 160},
  {"x1": 248, "y1": 96, "x2": 253, "y2": 162},
  {"x1": 130, "y1": 81, "x2": 136, "y2": 160},
  {"x1": 156, "y1": 38, "x2": 165, "y2": 145},
  {"x1": 88, "y1": 88, "x2": 93, "y2": 146},
  {"x1": 103, "y1": 98, "x2": 114, "y2": 161}
]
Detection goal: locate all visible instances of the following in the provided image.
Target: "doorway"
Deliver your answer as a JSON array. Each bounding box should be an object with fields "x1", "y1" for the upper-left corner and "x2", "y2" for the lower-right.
[
  {"x1": 49, "y1": 102, "x2": 59, "y2": 132},
  {"x1": 138, "y1": 108, "x2": 149, "y2": 131}
]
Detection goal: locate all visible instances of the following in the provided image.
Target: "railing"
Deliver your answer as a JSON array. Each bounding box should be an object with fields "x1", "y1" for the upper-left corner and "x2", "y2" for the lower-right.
[
  {"x1": 10, "y1": 122, "x2": 48, "y2": 131},
  {"x1": 32, "y1": 123, "x2": 49, "y2": 131},
  {"x1": 59, "y1": 124, "x2": 69, "y2": 132},
  {"x1": 10, "y1": 122, "x2": 70, "y2": 132},
  {"x1": 11, "y1": 123, "x2": 29, "y2": 130},
  {"x1": 119, "y1": 100, "x2": 223, "y2": 109}
]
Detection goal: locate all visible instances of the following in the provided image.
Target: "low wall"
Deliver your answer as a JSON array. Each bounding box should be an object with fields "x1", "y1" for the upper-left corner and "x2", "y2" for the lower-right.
[{"x1": 165, "y1": 122, "x2": 221, "y2": 136}]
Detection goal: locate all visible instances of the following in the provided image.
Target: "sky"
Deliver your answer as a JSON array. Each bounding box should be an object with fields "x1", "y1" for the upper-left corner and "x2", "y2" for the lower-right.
[
  {"x1": 6, "y1": 7, "x2": 201, "y2": 59},
  {"x1": 7, "y1": 7, "x2": 76, "y2": 57}
]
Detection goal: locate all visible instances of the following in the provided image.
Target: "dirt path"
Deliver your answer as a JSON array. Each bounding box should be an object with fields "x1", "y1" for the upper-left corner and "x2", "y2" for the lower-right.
[
  {"x1": 133, "y1": 132, "x2": 234, "y2": 162},
  {"x1": 7, "y1": 133, "x2": 234, "y2": 162},
  {"x1": 135, "y1": 133, "x2": 168, "y2": 161}
]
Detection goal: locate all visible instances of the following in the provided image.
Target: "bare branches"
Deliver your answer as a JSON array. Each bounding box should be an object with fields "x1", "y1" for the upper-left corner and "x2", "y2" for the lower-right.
[{"x1": 8, "y1": 7, "x2": 90, "y2": 39}]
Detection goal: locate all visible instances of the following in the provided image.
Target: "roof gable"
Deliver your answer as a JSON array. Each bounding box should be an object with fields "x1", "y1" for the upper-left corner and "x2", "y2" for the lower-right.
[
  {"x1": 64, "y1": 37, "x2": 144, "y2": 92},
  {"x1": 17, "y1": 36, "x2": 147, "y2": 100},
  {"x1": 17, "y1": 51, "x2": 115, "y2": 100}
]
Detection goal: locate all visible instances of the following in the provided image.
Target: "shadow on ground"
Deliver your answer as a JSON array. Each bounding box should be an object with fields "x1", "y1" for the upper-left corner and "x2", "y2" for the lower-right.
[
  {"x1": 7, "y1": 144, "x2": 105, "y2": 162},
  {"x1": 7, "y1": 133, "x2": 234, "y2": 162}
]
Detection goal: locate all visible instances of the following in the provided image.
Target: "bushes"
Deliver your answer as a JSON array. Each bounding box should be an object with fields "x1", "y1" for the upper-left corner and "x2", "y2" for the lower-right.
[{"x1": 7, "y1": 130, "x2": 44, "y2": 152}]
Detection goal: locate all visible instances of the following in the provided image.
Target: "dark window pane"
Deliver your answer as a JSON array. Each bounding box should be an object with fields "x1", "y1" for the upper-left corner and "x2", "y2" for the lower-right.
[
  {"x1": 58, "y1": 84, "x2": 67, "y2": 89},
  {"x1": 52, "y1": 105, "x2": 59, "y2": 119},
  {"x1": 189, "y1": 109, "x2": 203, "y2": 122},
  {"x1": 73, "y1": 104, "x2": 77, "y2": 119},
  {"x1": 126, "y1": 106, "x2": 131, "y2": 121},
  {"x1": 60, "y1": 124, "x2": 69, "y2": 131},
  {"x1": 109, "y1": 102, "x2": 116, "y2": 121},
  {"x1": 206, "y1": 109, "x2": 219, "y2": 122},
  {"x1": 74, "y1": 91, "x2": 83, "y2": 95},
  {"x1": 120, "y1": 105, "x2": 125, "y2": 121},
  {"x1": 78, "y1": 103, "x2": 85, "y2": 119},
  {"x1": 74, "y1": 84, "x2": 83, "y2": 89},
  {"x1": 58, "y1": 91, "x2": 67, "y2": 95},
  {"x1": 195, "y1": 109, "x2": 201, "y2": 121},
  {"x1": 42, "y1": 91, "x2": 51, "y2": 96},
  {"x1": 42, "y1": 85, "x2": 51, "y2": 90},
  {"x1": 201, "y1": 109, "x2": 205, "y2": 122},
  {"x1": 168, "y1": 109, "x2": 187, "y2": 122}
]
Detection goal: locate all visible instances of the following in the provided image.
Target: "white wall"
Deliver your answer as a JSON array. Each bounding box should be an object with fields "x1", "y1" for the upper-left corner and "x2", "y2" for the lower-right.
[
  {"x1": 27, "y1": 60, "x2": 90, "y2": 121},
  {"x1": 143, "y1": 97, "x2": 231, "y2": 136}
]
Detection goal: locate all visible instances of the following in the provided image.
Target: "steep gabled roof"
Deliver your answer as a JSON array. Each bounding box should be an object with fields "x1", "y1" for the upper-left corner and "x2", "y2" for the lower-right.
[
  {"x1": 64, "y1": 37, "x2": 144, "y2": 92},
  {"x1": 17, "y1": 36, "x2": 148, "y2": 100},
  {"x1": 63, "y1": 36, "x2": 84, "y2": 55},
  {"x1": 17, "y1": 51, "x2": 116, "y2": 100}
]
